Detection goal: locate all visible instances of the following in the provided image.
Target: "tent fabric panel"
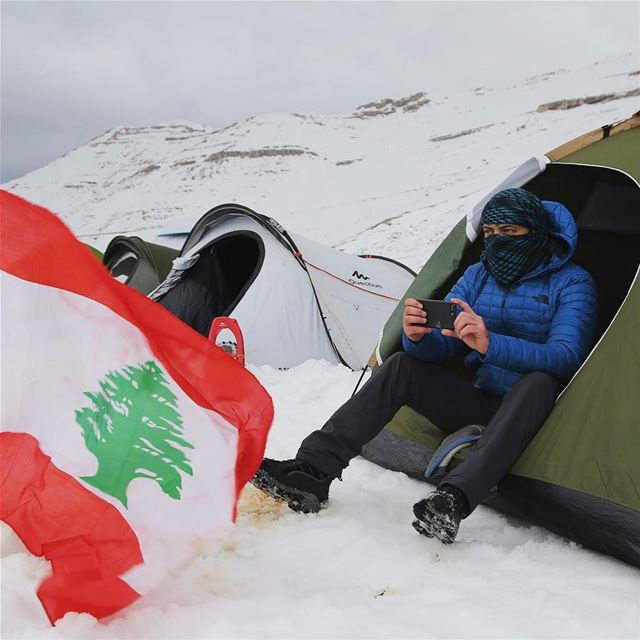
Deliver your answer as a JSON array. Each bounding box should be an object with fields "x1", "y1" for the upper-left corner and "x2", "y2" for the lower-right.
[
  {"x1": 386, "y1": 406, "x2": 442, "y2": 449},
  {"x1": 315, "y1": 288, "x2": 405, "y2": 369},
  {"x1": 181, "y1": 205, "x2": 296, "y2": 258},
  {"x1": 511, "y1": 269, "x2": 640, "y2": 512},
  {"x1": 293, "y1": 233, "x2": 416, "y2": 294},
  {"x1": 378, "y1": 217, "x2": 470, "y2": 363},
  {"x1": 230, "y1": 246, "x2": 340, "y2": 368},
  {"x1": 545, "y1": 114, "x2": 640, "y2": 164},
  {"x1": 295, "y1": 234, "x2": 415, "y2": 369},
  {"x1": 103, "y1": 235, "x2": 135, "y2": 265},
  {"x1": 185, "y1": 216, "x2": 268, "y2": 256},
  {"x1": 126, "y1": 260, "x2": 163, "y2": 295},
  {"x1": 143, "y1": 240, "x2": 181, "y2": 284},
  {"x1": 496, "y1": 475, "x2": 640, "y2": 568},
  {"x1": 299, "y1": 276, "x2": 361, "y2": 369},
  {"x1": 555, "y1": 127, "x2": 640, "y2": 184}
]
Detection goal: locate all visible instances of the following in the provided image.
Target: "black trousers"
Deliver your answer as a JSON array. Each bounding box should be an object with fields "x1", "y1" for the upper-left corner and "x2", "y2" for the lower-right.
[{"x1": 297, "y1": 352, "x2": 559, "y2": 513}]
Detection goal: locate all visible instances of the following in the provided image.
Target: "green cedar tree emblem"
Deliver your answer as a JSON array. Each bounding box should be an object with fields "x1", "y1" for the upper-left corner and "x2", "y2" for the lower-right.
[{"x1": 76, "y1": 360, "x2": 194, "y2": 508}]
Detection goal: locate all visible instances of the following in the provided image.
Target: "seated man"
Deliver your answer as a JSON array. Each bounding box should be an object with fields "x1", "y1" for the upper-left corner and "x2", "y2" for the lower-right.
[{"x1": 251, "y1": 188, "x2": 598, "y2": 544}]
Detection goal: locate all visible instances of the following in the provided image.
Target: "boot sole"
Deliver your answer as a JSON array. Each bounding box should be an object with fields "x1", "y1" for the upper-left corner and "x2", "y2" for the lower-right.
[
  {"x1": 412, "y1": 500, "x2": 457, "y2": 545},
  {"x1": 412, "y1": 519, "x2": 437, "y2": 538},
  {"x1": 251, "y1": 469, "x2": 324, "y2": 514}
]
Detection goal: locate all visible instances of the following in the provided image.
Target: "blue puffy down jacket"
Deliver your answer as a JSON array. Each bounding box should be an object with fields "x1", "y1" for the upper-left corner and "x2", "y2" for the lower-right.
[{"x1": 402, "y1": 201, "x2": 599, "y2": 397}]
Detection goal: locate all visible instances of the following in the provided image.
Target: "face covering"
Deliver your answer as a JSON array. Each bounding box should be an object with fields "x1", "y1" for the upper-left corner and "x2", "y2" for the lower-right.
[{"x1": 480, "y1": 188, "x2": 551, "y2": 289}]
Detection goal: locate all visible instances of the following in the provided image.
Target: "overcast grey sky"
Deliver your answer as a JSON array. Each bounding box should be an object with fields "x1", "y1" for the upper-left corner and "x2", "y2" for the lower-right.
[{"x1": 1, "y1": 1, "x2": 638, "y2": 183}]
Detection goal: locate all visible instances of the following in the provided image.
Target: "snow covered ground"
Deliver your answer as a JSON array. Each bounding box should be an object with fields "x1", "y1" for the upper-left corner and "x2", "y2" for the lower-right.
[
  {"x1": 2, "y1": 53, "x2": 640, "y2": 638},
  {"x1": 2, "y1": 361, "x2": 639, "y2": 639}
]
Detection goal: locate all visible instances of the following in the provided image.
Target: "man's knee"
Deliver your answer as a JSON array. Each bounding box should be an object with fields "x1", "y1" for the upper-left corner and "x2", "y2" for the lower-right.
[
  {"x1": 377, "y1": 351, "x2": 412, "y2": 383},
  {"x1": 384, "y1": 351, "x2": 411, "y2": 368},
  {"x1": 381, "y1": 351, "x2": 438, "y2": 375},
  {"x1": 521, "y1": 371, "x2": 559, "y2": 392},
  {"x1": 510, "y1": 371, "x2": 560, "y2": 408},
  {"x1": 378, "y1": 351, "x2": 444, "y2": 387}
]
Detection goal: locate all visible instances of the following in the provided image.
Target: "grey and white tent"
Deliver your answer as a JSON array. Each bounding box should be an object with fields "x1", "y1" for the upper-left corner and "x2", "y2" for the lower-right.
[{"x1": 150, "y1": 204, "x2": 415, "y2": 369}]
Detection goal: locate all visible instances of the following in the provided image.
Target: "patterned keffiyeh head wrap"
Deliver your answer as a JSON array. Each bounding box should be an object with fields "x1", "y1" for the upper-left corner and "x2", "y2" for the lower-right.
[{"x1": 480, "y1": 188, "x2": 551, "y2": 289}]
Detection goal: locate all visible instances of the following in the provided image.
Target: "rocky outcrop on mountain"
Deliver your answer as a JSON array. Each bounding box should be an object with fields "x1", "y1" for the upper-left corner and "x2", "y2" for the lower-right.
[
  {"x1": 205, "y1": 147, "x2": 317, "y2": 163},
  {"x1": 353, "y1": 92, "x2": 430, "y2": 118},
  {"x1": 91, "y1": 123, "x2": 208, "y2": 146},
  {"x1": 430, "y1": 124, "x2": 495, "y2": 142},
  {"x1": 537, "y1": 88, "x2": 640, "y2": 111},
  {"x1": 523, "y1": 70, "x2": 567, "y2": 85}
]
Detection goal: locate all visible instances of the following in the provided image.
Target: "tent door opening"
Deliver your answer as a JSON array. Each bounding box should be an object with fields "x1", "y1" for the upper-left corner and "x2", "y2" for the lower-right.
[
  {"x1": 157, "y1": 231, "x2": 265, "y2": 337},
  {"x1": 525, "y1": 163, "x2": 640, "y2": 341},
  {"x1": 107, "y1": 251, "x2": 138, "y2": 284}
]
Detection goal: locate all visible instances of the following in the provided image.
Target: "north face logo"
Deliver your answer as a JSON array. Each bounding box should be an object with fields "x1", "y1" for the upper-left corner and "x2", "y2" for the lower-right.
[
  {"x1": 534, "y1": 294, "x2": 549, "y2": 304},
  {"x1": 351, "y1": 271, "x2": 370, "y2": 281}
]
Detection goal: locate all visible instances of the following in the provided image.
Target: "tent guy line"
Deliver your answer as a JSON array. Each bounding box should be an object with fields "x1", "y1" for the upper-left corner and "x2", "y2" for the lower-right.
[{"x1": 304, "y1": 260, "x2": 403, "y2": 302}]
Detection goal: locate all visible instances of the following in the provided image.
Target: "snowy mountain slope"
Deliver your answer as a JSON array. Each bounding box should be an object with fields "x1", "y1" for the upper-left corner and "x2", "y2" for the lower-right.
[
  {"x1": 2, "y1": 53, "x2": 640, "y2": 639},
  {"x1": 4, "y1": 53, "x2": 638, "y2": 271}
]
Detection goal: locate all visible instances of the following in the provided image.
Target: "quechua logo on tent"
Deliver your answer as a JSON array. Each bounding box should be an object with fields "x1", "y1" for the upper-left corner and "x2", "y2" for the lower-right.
[
  {"x1": 76, "y1": 360, "x2": 194, "y2": 508},
  {"x1": 349, "y1": 270, "x2": 382, "y2": 289}
]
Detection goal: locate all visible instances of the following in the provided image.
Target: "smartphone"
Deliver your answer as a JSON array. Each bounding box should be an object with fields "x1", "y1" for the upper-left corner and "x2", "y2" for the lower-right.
[{"x1": 417, "y1": 299, "x2": 457, "y2": 331}]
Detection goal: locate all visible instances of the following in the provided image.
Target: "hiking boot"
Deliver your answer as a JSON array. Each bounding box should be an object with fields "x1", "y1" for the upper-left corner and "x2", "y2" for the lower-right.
[
  {"x1": 250, "y1": 458, "x2": 333, "y2": 513},
  {"x1": 412, "y1": 485, "x2": 469, "y2": 544}
]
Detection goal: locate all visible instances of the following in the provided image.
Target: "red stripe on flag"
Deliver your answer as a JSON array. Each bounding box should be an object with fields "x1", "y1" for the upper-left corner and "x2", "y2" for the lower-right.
[
  {"x1": 0, "y1": 190, "x2": 273, "y2": 507},
  {"x1": 0, "y1": 432, "x2": 142, "y2": 623}
]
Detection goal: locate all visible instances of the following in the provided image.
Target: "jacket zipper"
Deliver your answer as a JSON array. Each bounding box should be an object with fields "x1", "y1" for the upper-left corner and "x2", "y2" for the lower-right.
[{"x1": 501, "y1": 286, "x2": 511, "y2": 325}]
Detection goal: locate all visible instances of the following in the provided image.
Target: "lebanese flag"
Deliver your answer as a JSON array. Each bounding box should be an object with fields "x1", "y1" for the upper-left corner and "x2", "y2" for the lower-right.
[{"x1": 0, "y1": 190, "x2": 274, "y2": 623}]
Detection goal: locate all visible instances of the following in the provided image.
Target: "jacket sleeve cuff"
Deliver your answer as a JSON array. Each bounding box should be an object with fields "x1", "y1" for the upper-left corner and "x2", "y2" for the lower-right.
[
  {"x1": 483, "y1": 331, "x2": 507, "y2": 367},
  {"x1": 402, "y1": 332, "x2": 423, "y2": 356}
]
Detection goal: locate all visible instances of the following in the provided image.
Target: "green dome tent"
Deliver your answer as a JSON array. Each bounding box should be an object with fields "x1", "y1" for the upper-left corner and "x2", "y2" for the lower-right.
[
  {"x1": 361, "y1": 112, "x2": 640, "y2": 567},
  {"x1": 103, "y1": 235, "x2": 179, "y2": 295}
]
